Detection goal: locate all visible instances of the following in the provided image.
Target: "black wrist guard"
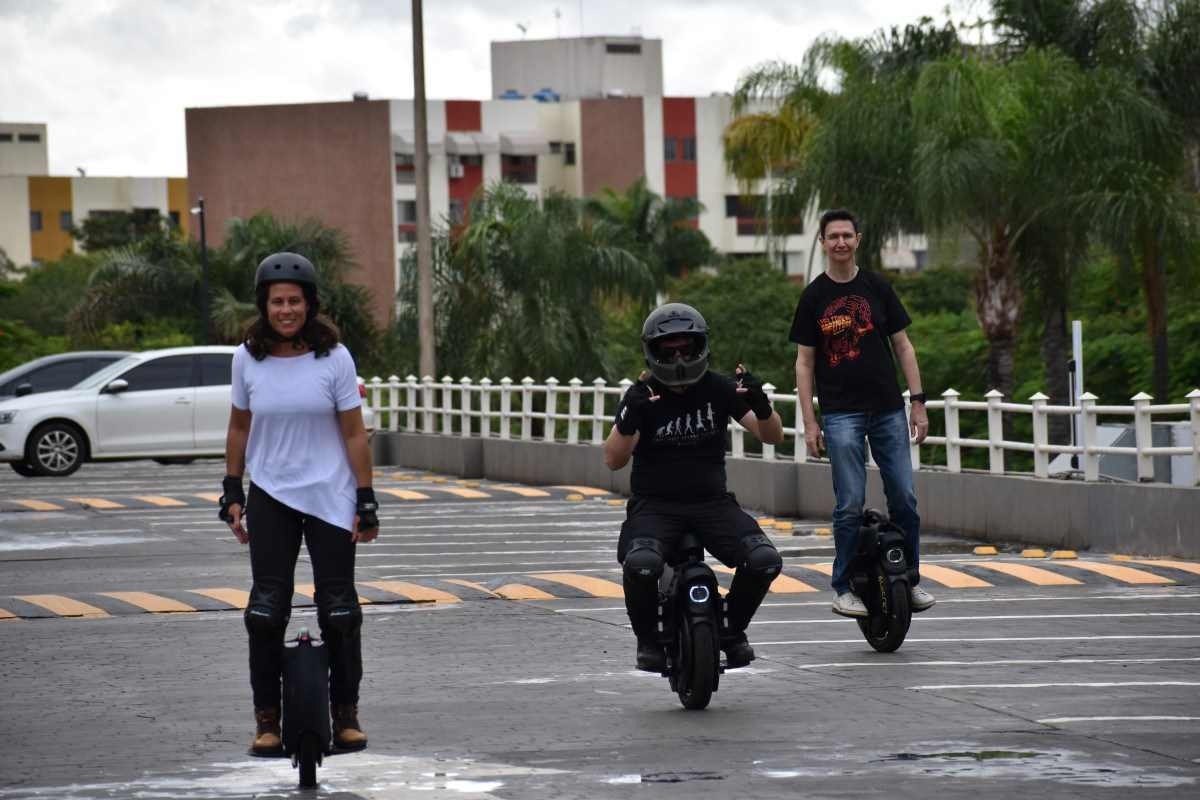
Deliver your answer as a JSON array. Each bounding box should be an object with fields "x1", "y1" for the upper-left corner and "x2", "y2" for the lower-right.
[
  {"x1": 356, "y1": 487, "x2": 379, "y2": 532},
  {"x1": 752, "y1": 399, "x2": 773, "y2": 421},
  {"x1": 218, "y1": 475, "x2": 245, "y2": 523}
]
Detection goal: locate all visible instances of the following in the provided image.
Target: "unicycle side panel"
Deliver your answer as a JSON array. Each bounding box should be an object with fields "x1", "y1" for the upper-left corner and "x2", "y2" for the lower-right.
[{"x1": 281, "y1": 638, "x2": 332, "y2": 757}]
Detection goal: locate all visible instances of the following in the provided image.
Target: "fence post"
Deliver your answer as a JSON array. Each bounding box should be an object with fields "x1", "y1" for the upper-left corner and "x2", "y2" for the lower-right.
[
  {"x1": 479, "y1": 378, "x2": 492, "y2": 439},
  {"x1": 441, "y1": 376, "x2": 455, "y2": 435},
  {"x1": 544, "y1": 377, "x2": 559, "y2": 442},
  {"x1": 904, "y1": 390, "x2": 920, "y2": 471},
  {"x1": 422, "y1": 375, "x2": 435, "y2": 434},
  {"x1": 761, "y1": 383, "x2": 776, "y2": 461},
  {"x1": 567, "y1": 378, "x2": 582, "y2": 444},
  {"x1": 459, "y1": 377, "x2": 473, "y2": 438},
  {"x1": 1132, "y1": 392, "x2": 1154, "y2": 482},
  {"x1": 385, "y1": 376, "x2": 400, "y2": 432},
  {"x1": 985, "y1": 389, "x2": 1004, "y2": 474},
  {"x1": 943, "y1": 388, "x2": 961, "y2": 473},
  {"x1": 1030, "y1": 392, "x2": 1049, "y2": 478},
  {"x1": 1188, "y1": 389, "x2": 1200, "y2": 487},
  {"x1": 793, "y1": 386, "x2": 807, "y2": 463},
  {"x1": 405, "y1": 375, "x2": 418, "y2": 433},
  {"x1": 366, "y1": 376, "x2": 382, "y2": 427},
  {"x1": 499, "y1": 377, "x2": 513, "y2": 440},
  {"x1": 1080, "y1": 392, "x2": 1099, "y2": 481},
  {"x1": 592, "y1": 378, "x2": 607, "y2": 445},
  {"x1": 521, "y1": 377, "x2": 534, "y2": 441}
]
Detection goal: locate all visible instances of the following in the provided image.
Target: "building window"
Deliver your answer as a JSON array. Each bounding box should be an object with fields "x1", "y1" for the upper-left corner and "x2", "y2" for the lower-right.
[
  {"x1": 18, "y1": 133, "x2": 41, "y2": 143},
  {"x1": 59, "y1": 211, "x2": 73, "y2": 231},
  {"x1": 397, "y1": 200, "x2": 417, "y2": 224},
  {"x1": 548, "y1": 141, "x2": 562, "y2": 154},
  {"x1": 664, "y1": 137, "x2": 677, "y2": 162},
  {"x1": 449, "y1": 199, "x2": 465, "y2": 225},
  {"x1": 501, "y1": 154, "x2": 537, "y2": 184},
  {"x1": 563, "y1": 142, "x2": 576, "y2": 166},
  {"x1": 398, "y1": 227, "x2": 416, "y2": 243},
  {"x1": 0, "y1": 133, "x2": 12, "y2": 142},
  {"x1": 395, "y1": 153, "x2": 415, "y2": 184},
  {"x1": 682, "y1": 137, "x2": 696, "y2": 161},
  {"x1": 462, "y1": 154, "x2": 482, "y2": 167},
  {"x1": 30, "y1": 211, "x2": 42, "y2": 232},
  {"x1": 169, "y1": 210, "x2": 181, "y2": 228},
  {"x1": 606, "y1": 42, "x2": 641, "y2": 54}
]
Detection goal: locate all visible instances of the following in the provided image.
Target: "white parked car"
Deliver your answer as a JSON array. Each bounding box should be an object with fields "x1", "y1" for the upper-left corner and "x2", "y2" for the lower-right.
[{"x1": 0, "y1": 346, "x2": 377, "y2": 477}]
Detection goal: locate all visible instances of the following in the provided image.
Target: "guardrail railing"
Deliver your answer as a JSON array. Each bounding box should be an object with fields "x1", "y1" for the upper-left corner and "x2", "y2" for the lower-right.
[{"x1": 362, "y1": 375, "x2": 1200, "y2": 486}]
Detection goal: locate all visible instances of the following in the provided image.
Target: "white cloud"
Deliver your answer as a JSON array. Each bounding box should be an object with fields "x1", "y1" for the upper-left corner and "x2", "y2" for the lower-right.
[{"x1": 0, "y1": 0, "x2": 965, "y2": 176}]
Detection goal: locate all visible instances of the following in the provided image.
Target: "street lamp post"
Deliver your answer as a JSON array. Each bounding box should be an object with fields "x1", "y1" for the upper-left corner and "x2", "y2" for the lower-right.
[{"x1": 190, "y1": 197, "x2": 211, "y2": 343}]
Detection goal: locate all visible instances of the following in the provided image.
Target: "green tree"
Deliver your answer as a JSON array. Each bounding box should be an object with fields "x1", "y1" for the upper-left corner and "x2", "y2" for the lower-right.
[
  {"x1": 72, "y1": 210, "x2": 176, "y2": 253},
  {"x1": 0, "y1": 252, "x2": 100, "y2": 337}
]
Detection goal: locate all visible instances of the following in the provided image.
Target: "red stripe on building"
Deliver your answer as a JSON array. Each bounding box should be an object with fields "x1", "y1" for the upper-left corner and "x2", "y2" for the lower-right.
[
  {"x1": 445, "y1": 100, "x2": 482, "y2": 132},
  {"x1": 662, "y1": 97, "x2": 697, "y2": 227}
]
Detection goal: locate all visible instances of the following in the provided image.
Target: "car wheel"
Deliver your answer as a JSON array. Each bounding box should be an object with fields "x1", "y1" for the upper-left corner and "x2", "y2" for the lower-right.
[
  {"x1": 9, "y1": 461, "x2": 38, "y2": 477},
  {"x1": 26, "y1": 422, "x2": 87, "y2": 477}
]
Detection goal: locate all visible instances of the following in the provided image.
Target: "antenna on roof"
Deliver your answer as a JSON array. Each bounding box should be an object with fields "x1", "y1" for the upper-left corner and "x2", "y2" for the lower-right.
[
  {"x1": 554, "y1": 8, "x2": 561, "y2": 37},
  {"x1": 516, "y1": 21, "x2": 529, "y2": 37}
]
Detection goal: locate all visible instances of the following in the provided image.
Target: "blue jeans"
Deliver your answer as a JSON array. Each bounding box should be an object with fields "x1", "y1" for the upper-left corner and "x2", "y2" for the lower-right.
[{"x1": 822, "y1": 408, "x2": 920, "y2": 594}]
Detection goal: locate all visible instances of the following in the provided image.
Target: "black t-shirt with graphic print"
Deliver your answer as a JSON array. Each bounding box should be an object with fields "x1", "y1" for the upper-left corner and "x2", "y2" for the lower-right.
[
  {"x1": 620, "y1": 371, "x2": 751, "y2": 501},
  {"x1": 788, "y1": 269, "x2": 912, "y2": 413}
]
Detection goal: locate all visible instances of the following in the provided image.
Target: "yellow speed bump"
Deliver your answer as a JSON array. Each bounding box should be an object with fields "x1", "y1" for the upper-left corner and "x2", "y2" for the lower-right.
[
  {"x1": 18, "y1": 595, "x2": 109, "y2": 618},
  {"x1": 758, "y1": 518, "x2": 776, "y2": 527},
  {"x1": 100, "y1": 591, "x2": 195, "y2": 613},
  {"x1": 973, "y1": 546, "x2": 999, "y2": 556},
  {"x1": 607, "y1": 498, "x2": 625, "y2": 506},
  {"x1": 566, "y1": 493, "x2": 585, "y2": 501},
  {"x1": 1021, "y1": 548, "x2": 1047, "y2": 559},
  {"x1": 458, "y1": 480, "x2": 480, "y2": 488},
  {"x1": 772, "y1": 521, "x2": 794, "y2": 532},
  {"x1": 1051, "y1": 550, "x2": 1078, "y2": 559},
  {"x1": 814, "y1": 527, "x2": 832, "y2": 537},
  {"x1": 431, "y1": 477, "x2": 448, "y2": 483},
  {"x1": 13, "y1": 499, "x2": 64, "y2": 511}
]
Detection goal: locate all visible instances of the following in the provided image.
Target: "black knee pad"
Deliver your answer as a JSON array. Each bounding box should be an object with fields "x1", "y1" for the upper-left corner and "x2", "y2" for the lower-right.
[
  {"x1": 244, "y1": 582, "x2": 290, "y2": 638},
  {"x1": 742, "y1": 533, "x2": 782, "y2": 578},
  {"x1": 622, "y1": 537, "x2": 664, "y2": 581},
  {"x1": 319, "y1": 605, "x2": 363, "y2": 637}
]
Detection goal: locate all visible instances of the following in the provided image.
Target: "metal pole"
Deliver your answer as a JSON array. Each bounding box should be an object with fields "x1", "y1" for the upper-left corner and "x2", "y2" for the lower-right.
[
  {"x1": 198, "y1": 197, "x2": 210, "y2": 344},
  {"x1": 1072, "y1": 320, "x2": 1084, "y2": 466},
  {"x1": 412, "y1": 0, "x2": 436, "y2": 378}
]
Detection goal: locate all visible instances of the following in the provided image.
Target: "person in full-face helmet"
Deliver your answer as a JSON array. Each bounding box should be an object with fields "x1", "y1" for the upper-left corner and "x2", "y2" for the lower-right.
[
  {"x1": 219, "y1": 252, "x2": 379, "y2": 756},
  {"x1": 603, "y1": 302, "x2": 786, "y2": 672}
]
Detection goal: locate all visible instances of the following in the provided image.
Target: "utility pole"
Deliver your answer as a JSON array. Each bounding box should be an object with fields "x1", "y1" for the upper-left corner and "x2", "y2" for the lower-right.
[
  {"x1": 412, "y1": 0, "x2": 436, "y2": 378},
  {"x1": 191, "y1": 197, "x2": 211, "y2": 344}
]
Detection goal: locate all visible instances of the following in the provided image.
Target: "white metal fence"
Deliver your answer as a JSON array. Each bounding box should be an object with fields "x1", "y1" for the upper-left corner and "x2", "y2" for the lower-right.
[{"x1": 363, "y1": 375, "x2": 1200, "y2": 487}]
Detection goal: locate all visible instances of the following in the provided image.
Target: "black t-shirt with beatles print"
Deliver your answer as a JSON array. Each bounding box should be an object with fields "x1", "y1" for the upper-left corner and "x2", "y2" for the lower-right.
[
  {"x1": 788, "y1": 269, "x2": 912, "y2": 413},
  {"x1": 624, "y1": 371, "x2": 751, "y2": 500}
]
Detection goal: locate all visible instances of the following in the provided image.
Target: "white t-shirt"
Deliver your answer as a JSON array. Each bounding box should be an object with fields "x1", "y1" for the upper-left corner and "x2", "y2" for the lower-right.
[{"x1": 231, "y1": 343, "x2": 362, "y2": 533}]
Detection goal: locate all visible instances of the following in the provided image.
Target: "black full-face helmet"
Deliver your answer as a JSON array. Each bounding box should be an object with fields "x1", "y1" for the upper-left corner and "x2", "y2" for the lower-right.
[
  {"x1": 641, "y1": 302, "x2": 710, "y2": 387},
  {"x1": 254, "y1": 252, "x2": 319, "y2": 319}
]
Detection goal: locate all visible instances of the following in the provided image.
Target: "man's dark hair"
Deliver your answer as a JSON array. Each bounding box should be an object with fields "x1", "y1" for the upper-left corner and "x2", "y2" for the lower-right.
[{"x1": 818, "y1": 208, "x2": 859, "y2": 239}]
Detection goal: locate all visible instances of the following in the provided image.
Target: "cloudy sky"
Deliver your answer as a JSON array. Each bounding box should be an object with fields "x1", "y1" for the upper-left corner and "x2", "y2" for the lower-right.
[{"x1": 2, "y1": 0, "x2": 976, "y2": 176}]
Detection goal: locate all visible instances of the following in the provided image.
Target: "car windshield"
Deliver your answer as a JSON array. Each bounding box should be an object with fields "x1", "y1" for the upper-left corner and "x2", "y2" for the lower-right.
[{"x1": 75, "y1": 354, "x2": 145, "y2": 389}]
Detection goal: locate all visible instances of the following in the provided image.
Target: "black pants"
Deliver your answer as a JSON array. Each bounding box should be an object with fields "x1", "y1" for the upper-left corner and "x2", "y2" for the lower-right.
[
  {"x1": 245, "y1": 484, "x2": 362, "y2": 708},
  {"x1": 617, "y1": 493, "x2": 782, "y2": 643}
]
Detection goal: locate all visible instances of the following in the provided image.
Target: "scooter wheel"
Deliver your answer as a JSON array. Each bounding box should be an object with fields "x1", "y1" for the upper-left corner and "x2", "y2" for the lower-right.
[
  {"x1": 857, "y1": 581, "x2": 911, "y2": 653},
  {"x1": 677, "y1": 620, "x2": 717, "y2": 710},
  {"x1": 298, "y1": 732, "x2": 320, "y2": 788}
]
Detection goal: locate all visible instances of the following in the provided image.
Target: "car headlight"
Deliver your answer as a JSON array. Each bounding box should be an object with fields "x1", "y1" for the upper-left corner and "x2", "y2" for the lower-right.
[{"x1": 0, "y1": 410, "x2": 16, "y2": 424}]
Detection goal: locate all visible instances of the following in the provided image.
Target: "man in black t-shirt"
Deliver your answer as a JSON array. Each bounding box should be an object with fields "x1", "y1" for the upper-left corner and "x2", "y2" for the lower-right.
[
  {"x1": 604, "y1": 303, "x2": 785, "y2": 672},
  {"x1": 789, "y1": 208, "x2": 934, "y2": 619}
]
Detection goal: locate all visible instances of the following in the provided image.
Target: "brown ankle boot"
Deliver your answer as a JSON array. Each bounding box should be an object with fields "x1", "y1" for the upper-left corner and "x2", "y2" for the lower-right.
[
  {"x1": 331, "y1": 703, "x2": 367, "y2": 750},
  {"x1": 250, "y1": 707, "x2": 282, "y2": 755}
]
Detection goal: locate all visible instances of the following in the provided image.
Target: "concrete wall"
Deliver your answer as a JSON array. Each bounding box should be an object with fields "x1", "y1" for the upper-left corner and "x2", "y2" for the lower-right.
[
  {"x1": 0, "y1": 176, "x2": 32, "y2": 266},
  {"x1": 0, "y1": 123, "x2": 48, "y2": 176},
  {"x1": 491, "y1": 37, "x2": 663, "y2": 100},
  {"x1": 373, "y1": 432, "x2": 1200, "y2": 559}
]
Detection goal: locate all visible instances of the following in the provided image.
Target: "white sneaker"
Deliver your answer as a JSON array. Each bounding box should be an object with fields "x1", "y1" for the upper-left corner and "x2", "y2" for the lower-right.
[
  {"x1": 910, "y1": 585, "x2": 935, "y2": 612},
  {"x1": 832, "y1": 592, "x2": 869, "y2": 618}
]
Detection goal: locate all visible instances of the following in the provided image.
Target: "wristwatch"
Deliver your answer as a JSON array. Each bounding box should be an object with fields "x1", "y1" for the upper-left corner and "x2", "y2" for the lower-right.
[{"x1": 909, "y1": 393, "x2": 927, "y2": 404}]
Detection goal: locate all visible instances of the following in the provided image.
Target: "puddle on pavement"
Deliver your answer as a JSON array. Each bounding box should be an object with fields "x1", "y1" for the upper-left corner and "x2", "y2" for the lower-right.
[
  {"x1": 758, "y1": 744, "x2": 1197, "y2": 788},
  {"x1": 604, "y1": 770, "x2": 724, "y2": 784},
  {"x1": 0, "y1": 752, "x2": 565, "y2": 799}
]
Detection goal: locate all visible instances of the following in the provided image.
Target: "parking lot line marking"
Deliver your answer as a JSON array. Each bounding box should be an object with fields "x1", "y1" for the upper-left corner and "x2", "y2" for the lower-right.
[
  {"x1": 133, "y1": 495, "x2": 188, "y2": 507},
  {"x1": 17, "y1": 594, "x2": 110, "y2": 618},
  {"x1": 793, "y1": 562, "x2": 834, "y2": 576},
  {"x1": 489, "y1": 486, "x2": 552, "y2": 498},
  {"x1": 377, "y1": 488, "x2": 431, "y2": 501},
  {"x1": 441, "y1": 578, "x2": 500, "y2": 597},
  {"x1": 756, "y1": 634, "x2": 1200, "y2": 645},
  {"x1": 1054, "y1": 560, "x2": 1175, "y2": 585},
  {"x1": 194, "y1": 493, "x2": 222, "y2": 503},
  {"x1": 552, "y1": 485, "x2": 610, "y2": 496},
  {"x1": 0, "y1": 608, "x2": 17, "y2": 620},
  {"x1": 13, "y1": 499, "x2": 64, "y2": 511},
  {"x1": 1038, "y1": 716, "x2": 1200, "y2": 724},
  {"x1": 188, "y1": 588, "x2": 249, "y2": 609},
  {"x1": 495, "y1": 583, "x2": 557, "y2": 600},
  {"x1": 99, "y1": 592, "x2": 196, "y2": 613},
  {"x1": 535, "y1": 572, "x2": 624, "y2": 598},
  {"x1": 780, "y1": 657, "x2": 1200, "y2": 670},
  {"x1": 911, "y1": 681, "x2": 1200, "y2": 691},
  {"x1": 919, "y1": 564, "x2": 993, "y2": 588},
  {"x1": 427, "y1": 487, "x2": 491, "y2": 499},
  {"x1": 362, "y1": 580, "x2": 461, "y2": 603},
  {"x1": 66, "y1": 497, "x2": 124, "y2": 510},
  {"x1": 1125, "y1": 559, "x2": 1200, "y2": 576},
  {"x1": 966, "y1": 561, "x2": 1083, "y2": 586}
]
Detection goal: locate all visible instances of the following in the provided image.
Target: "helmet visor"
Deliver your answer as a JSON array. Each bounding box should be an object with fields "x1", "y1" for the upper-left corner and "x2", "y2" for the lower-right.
[{"x1": 649, "y1": 335, "x2": 704, "y2": 364}]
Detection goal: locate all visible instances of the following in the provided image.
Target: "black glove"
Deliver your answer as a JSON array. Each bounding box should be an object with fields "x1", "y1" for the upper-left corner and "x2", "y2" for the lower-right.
[
  {"x1": 737, "y1": 370, "x2": 773, "y2": 420},
  {"x1": 218, "y1": 475, "x2": 245, "y2": 523},
  {"x1": 615, "y1": 378, "x2": 657, "y2": 436},
  {"x1": 356, "y1": 488, "x2": 379, "y2": 532}
]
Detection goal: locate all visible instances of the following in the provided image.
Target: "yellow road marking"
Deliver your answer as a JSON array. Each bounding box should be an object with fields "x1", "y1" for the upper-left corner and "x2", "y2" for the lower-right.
[
  {"x1": 377, "y1": 488, "x2": 431, "y2": 501},
  {"x1": 794, "y1": 562, "x2": 834, "y2": 576},
  {"x1": 442, "y1": 578, "x2": 500, "y2": 597},
  {"x1": 1125, "y1": 559, "x2": 1200, "y2": 576},
  {"x1": 13, "y1": 499, "x2": 63, "y2": 511},
  {"x1": 918, "y1": 564, "x2": 993, "y2": 588},
  {"x1": 1051, "y1": 550, "x2": 1078, "y2": 559},
  {"x1": 973, "y1": 546, "x2": 999, "y2": 556},
  {"x1": 294, "y1": 584, "x2": 315, "y2": 600},
  {"x1": 134, "y1": 495, "x2": 188, "y2": 507},
  {"x1": 194, "y1": 493, "x2": 222, "y2": 503},
  {"x1": 0, "y1": 608, "x2": 17, "y2": 621},
  {"x1": 770, "y1": 575, "x2": 820, "y2": 593},
  {"x1": 189, "y1": 588, "x2": 249, "y2": 608},
  {"x1": 534, "y1": 572, "x2": 624, "y2": 598},
  {"x1": 490, "y1": 486, "x2": 552, "y2": 498},
  {"x1": 66, "y1": 497, "x2": 124, "y2": 509},
  {"x1": 99, "y1": 591, "x2": 195, "y2": 613},
  {"x1": 1021, "y1": 548, "x2": 1047, "y2": 558},
  {"x1": 427, "y1": 487, "x2": 491, "y2": 499},
  {"x1": 362, "y1": 581, "x2": 461, "y2": 603},
  {"x1": 552, "y1": 485, "x2": 610, "y2": 496},
  {"x1": 1054, "y1": 561, "x2": 1175, "y2": 585},
  {"x1": 17, "y1": 595, "x2": 109, "y2": 618},
  {"x1": 495, "y1": 583, "x2": 557, "y2": 600},
  {"x1": 966, "y1": 561, "x2": 1083, "y2": 586},
  {"x1": 758, "y1": 518, "x2": 776, "y2": 526}
]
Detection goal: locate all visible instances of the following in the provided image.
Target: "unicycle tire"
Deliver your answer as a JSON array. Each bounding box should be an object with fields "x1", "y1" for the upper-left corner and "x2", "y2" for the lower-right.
[
  {"x1": 298, "y1": 732, "x2": 320, "y2": 788},
  {"x1": 677, "y1": 620, "x2": 717, "y2": 710},
  {"x1": 857, "y1": 580, "x2": 911, "y2": 653}
]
